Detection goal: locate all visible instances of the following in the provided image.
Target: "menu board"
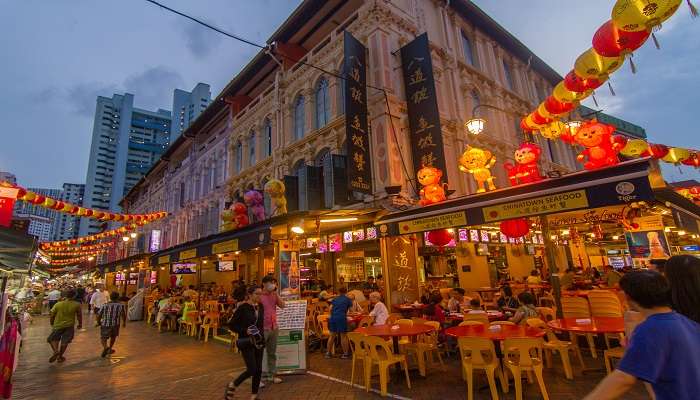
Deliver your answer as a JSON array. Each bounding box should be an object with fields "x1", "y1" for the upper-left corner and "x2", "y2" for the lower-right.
[{"x1": 276, "y1": 300, "x2": 307, "y2": 330}]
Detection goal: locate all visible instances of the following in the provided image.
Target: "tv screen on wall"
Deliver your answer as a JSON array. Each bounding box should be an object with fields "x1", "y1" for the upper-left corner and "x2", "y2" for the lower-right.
[
  {"x1": 171, "y1": 262, "x2": 197, "y2": 274},
  {"x1": 216, "y1": 261, "x2": 236, "y2": 272}
]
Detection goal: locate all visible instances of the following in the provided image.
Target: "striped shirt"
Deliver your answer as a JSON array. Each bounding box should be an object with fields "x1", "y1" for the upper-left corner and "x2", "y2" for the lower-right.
[{"x1": 99, "y1": 302, "x2": 125, "y2": 327}]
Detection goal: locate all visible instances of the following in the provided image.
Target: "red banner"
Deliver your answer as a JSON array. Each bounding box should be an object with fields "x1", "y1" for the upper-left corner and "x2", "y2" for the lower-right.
[{"x1": 0, "y1": 187, "x2": 18, "y2": 228}]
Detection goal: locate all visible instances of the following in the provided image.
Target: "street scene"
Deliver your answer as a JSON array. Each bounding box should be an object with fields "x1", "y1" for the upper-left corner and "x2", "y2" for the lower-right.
[{"x1": 1, "y1": 1, "x2": 699, "y2": 399}]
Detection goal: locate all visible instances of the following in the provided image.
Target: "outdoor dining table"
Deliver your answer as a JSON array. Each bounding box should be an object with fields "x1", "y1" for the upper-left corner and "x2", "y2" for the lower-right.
[
  {"x1": 446, "y1": 310, "x2": 504, "y2": 323},
  {"x1": 393, "y1": 303, "x2": 427, "y2": 317},
  {"x1": 355, "y1": 323, "x2": 436, "y2": 376},
  {"x1": 547, "y1": 317, "x2": 625, "y2": 334},
  {"x1": 445, "y1": 323, "x2": 545, "y2": 341}
]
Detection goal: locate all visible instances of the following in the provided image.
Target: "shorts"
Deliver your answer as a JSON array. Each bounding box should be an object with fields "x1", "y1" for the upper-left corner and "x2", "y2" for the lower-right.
[
  {"x1": 329, "y1": 316, "x2": 348, "y2": 333},
  {"x1": 47, "y1": 327, "x2": 75, "y2": 344},
  {"x1": 100, "y1": 325, "x2": 120, "y2": 339}
]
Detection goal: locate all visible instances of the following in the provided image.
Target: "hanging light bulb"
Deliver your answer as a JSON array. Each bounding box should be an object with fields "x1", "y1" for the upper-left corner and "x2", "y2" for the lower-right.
[{"x1": 465, "y1": 118, "x2": 485, "y2": 135}]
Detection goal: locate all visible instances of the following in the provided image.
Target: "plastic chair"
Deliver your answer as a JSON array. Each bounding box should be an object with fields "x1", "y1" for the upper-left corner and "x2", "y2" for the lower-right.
[
  {"x1": 386, "y1": 313, "x2": 402, "y2": 325},
  {"x1": 459, "y1": 320, "x2": 485, "y2": 327},
  {"x1": 347, "y1": 332, "x2": 370, "y2": 391},
  {"x1": 179, "y1": 311, "x2": 199, "y2": 336},
  {"x1": 535, "y1": 307, "x2": 556, "y2": 322},
  {"x1": 526, "y1": 318, "x2": 584, "y2": 380},
  {"x1": 198, "y1": 313, "x2": 220, "y2": 342},
  {"x1": 396, "y1": 319, "x2": 414, "y2": 347},
  {"x1": 227, "y1": 329, "x2": 239, "y2": 353},
  {"x1": 561, "y1": 296, "x2": 597, "y2": 359},
  {"x1": 604, "y1": 346, "x2": 625, "y2": 375},
  {"x1": 146, "y1": 305, "x2": 156, "y2": 325},
  {"x1": 358, "y1": 300, "x2": 370, "y2": 311},
  {"x1": 502, "y1": 338, "x2": 549, "y2": 400},
  {"x1": 403, "y1": 321, "x2": 444, "y2": 377},
  {"x1": 411, "y1": 317, "x2": 428, "y2": 325},
  {"x1": 588, "y1": 290, "x2": 624, "y2": 349},
  {"x1": 364, "y1": 335, "x2": 411, "y2": 396},
  {"x1": 457, "y1": 336, "x2": 508, "y2": 400},
  {"x1": 204, "y1": 300, "x2": 219, "y2": 313},
  {"x1": 316, "y1": 314, "x2": 331, "y2": 351},
  {"x1": 358, "y1": 316, "x2": 374, "y2": 328},
  {"x1": 463, "y1": 313, "x2": 489, "y2": 325},
  {"x1": 538, "y1": 292, "x2": 557, "y2": 309}
]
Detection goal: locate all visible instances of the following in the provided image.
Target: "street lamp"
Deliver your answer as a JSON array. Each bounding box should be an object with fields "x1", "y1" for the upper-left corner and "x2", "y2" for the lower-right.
[
  {"x1": 130, "y1": 232, "x2": 137, "y2": 239},
  {"x1": 565, "y1": 120, "x2": 582, "y2": 134},
  {"x1": 122, "y1": 236, "x2": 129, "y2": 242},
  {"x1": 465, "y1": 104, "x2": 530, "y2": 141},
  {"x1": 465, "y1": 118, "x2": 485, "y2": 135}
]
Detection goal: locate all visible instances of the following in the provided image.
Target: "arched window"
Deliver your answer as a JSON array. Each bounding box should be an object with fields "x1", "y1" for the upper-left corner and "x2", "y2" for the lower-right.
[
  {"x1": 248, "y1": 131, "x2": 256, "y2": 167},
  {"x1": 235, "y1": 140, "x2": 243, "y2": 173},
  {"x1": 294, "y1": 95, "x2": 305, "y2": 140},
  {"x1": 461, "y1": 32, "x2": 477, "y2": 68},
  {"x1": 263, "y1": 118, "x2": 272, "y2": 158},
  {"x1": 292, "y1": 159, "x2": 306, "y2": 176},
  {"x1": 316, "y1": 78, "x2": 330, "y2": 129},
  {"x1": 503, "y1": 60, "x2": 514, "y2": 90}
]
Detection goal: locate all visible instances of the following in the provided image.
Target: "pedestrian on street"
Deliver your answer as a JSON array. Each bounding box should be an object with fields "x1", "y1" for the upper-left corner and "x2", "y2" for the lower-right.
[
  {"x1": 260, "y1": 274, "x2": 284, "y2": 384},
  {"x1": 97, "y1": 291, "x2": 126, "y2": 357},
  {"x1": 46, "y1": 287, "x2": 62, "y2": 311},
  {"x1": 226, "y1": 285, "x2": 265, "y2": 400},
  {"x1": 47, "y1": 289, "x2": 82, "y2": 363},
  {"x1": 90, "y1": 288, "x2": 108, "y2": 322}
]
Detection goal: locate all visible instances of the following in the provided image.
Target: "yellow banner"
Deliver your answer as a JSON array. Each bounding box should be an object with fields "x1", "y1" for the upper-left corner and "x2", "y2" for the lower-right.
[
  {"x1": 212, "y1": 239, "x2": 239, "y2": 254},
  {"x1": 398, "y1": 211, "x2": 467, "y2": 233},
  {"x1": 483, "y1": 190, "x2": 589, "y2": 222},
  {"x1": 179, "y1": 249, "x2": 197, "y2": 260},
  {"x1": 627, "y1": 215, "x2": 665, "y2": 232},
  {"x1": 157, "y1": 255, "x2": 170, "y2": 265}
]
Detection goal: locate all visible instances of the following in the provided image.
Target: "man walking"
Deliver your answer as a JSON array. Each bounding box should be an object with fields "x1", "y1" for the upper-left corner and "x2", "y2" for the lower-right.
[
  {"x1": 260, "y1": 275, "x2": 284, "y2": 384},
  {"x1": 90, "y1": 287, "x2": 108, "y2": 325},
  {"x1": 47, "y1": 289, "x2": 82, "y2": 363},
  {"x1": 46, "y1": 286, "x2": 62, "y2": 311},
  {"x1": 97, "y1": 291, "x2": 127, "y2": 357}
]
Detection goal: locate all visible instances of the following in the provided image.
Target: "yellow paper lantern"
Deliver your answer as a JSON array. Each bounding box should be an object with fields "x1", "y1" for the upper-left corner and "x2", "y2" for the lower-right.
[
  {"x1": 553, "y1": 81, "x2": 591, "y2": 103},
  {"x1": 574, "y1": 48, "x2": 624, "y2": 81},
  {"x1": 43, "y1": 198, "x2": 56, "y2": 208},
  {"x1": 23, "y1": 192, "x2": 36, "y2": 202},
  {"x1": 662, "y1": 147, "x2": 691, "y2": 163},
  {"x1": 524, "y1": 114, "x2": 546, "y2": 131},
  {"x1": 536, "y1": 103, "x2": 553, "y2": 119},
  {"x1": 612, "y1": 0, "x2": 682, "y2": 32},
  {"x1": 61, "y1": 204, "x2": 73, "y2": 212},
  {"x1": 540, "y1": 121, "x2": 568, "y2": 140},
  {"x1": 620, "y1": 138, "x2": 649, "y2": 157}
]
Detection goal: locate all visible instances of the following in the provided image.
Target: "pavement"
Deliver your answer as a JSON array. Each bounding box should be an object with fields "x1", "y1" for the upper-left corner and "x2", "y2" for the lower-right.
[{"x1": 12, "y1": 309, "x2": 651, "y2": 399}]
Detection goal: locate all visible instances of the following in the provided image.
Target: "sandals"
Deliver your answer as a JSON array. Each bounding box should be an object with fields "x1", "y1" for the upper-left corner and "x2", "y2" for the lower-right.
[{"x1": 224, "y1": 382, "x2": 236, "y2": 400}]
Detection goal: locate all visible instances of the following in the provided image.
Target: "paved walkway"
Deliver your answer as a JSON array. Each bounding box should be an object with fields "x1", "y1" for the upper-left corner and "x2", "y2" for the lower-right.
[{"x1": 13, "y1": 310, "x2": 650, "y2": 399}]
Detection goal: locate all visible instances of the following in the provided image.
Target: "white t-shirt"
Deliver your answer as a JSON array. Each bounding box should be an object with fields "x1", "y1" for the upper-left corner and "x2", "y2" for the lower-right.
[
  {"x1": 369, "y1": 301, "x2": 389, "y2": 325},
  {"x1": 46, "y1": 290, "x2": 61, "y2": 301},
  {"x1": 90, "y1": 290, "x2": 107, "y2": 308}
]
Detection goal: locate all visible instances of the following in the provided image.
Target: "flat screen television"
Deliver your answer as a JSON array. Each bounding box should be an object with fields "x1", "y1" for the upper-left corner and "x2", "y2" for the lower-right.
[
  {"x1": 216, "y1": 260, "x2": 236, "y2": 272},
  {"x1": 171, "y1": 262, "x2": 197, "y2": 274}
]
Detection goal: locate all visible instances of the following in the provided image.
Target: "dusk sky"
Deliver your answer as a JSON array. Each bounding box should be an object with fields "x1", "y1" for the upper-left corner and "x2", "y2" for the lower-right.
[{"x1": 2, "y1": 0, "x2": 698, "y2": 189}]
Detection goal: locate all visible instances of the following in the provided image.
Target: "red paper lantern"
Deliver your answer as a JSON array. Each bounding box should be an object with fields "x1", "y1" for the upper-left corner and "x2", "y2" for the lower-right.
[
  {"x1": 564, "y1": 70, "x2": 604, "y2": 92},
  {"x1": 520, "y1": 119, "x2": 537, "y2": 132},
  {"x1": 592, "y1": 20, "x2": 650, "y2": 58},
  {"x1": 70, "y1": 206, "x2": 79, "y2": 214},
  {"x1": 531, "y1": 111, "x2": 552, "y2": 125},
  {"x1": 544, "y1": 96, "x2": 576, "y2": 116},
  {"x1": 612, "y1": 135, "x2": 628, "y2": 150},
  {"x1": 427, "y1": 229, "x2": 453, "y2": 247},
  {"x1": 645, "y1": 144, "x2": 669, "y2": 159},
  {"x1": 682, "y1": 152, "x2": 700, "y2": 167},
  {"x1": 31, "y1": 195, "x2": 46, "y2": 205},
  {"x1": 16, "y1": 188, "x2": 26, "y2": 198},
  {"x1": 500, "y1": 218, "x2": 530, "y2": 238}
]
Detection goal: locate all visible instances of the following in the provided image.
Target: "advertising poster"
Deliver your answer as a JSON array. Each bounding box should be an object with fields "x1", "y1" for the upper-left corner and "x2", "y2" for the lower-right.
[
  {"x1": 262, "y1": 299, "x2": 307, "y2": 375},
  {"x1": 278, "y1": 249, "x2": 300, "y2": 299},
  {"x1": 625, "y1": 230, "x2": 671, "y2": 264}
]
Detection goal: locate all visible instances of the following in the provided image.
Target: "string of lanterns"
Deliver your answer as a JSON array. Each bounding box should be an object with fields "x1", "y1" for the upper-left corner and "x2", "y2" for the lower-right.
[
  {"x1": 40, "y1": 241, "x2": 114, "y2": 251},
  {"x1": 520, "y1": 0, "x2": 699, "y2": 167},
  {"x1": 41, "y1": 223, "x2": 142, "y2": 248},
  {"x1": 1, "y1": 182, "x2": 168, "y2": 223},
  {"x1": 41, "y1": 249, "x2": 106, "y2": 257}
]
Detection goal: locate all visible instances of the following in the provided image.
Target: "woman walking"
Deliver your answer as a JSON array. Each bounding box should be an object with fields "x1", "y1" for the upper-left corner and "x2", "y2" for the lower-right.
[{"x1": 226, "y1": 285, "x2": 265, "y2": 400}]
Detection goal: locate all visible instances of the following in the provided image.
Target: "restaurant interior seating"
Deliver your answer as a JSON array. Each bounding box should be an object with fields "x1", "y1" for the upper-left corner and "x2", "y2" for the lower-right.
[{"x1": 463, "y1": 313, "x2": 489, "y2": 325}]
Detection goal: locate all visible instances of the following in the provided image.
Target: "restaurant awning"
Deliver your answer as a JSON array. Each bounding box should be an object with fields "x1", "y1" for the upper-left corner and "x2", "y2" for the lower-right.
[
  {"x1": 375, "y1": 158, "x2": 656, "y2": 235},
  {"x1": 654, "y1": 187, "x2": 700, "y2": 235},
  {"x1": 0, "y1": 226, "x2": 37, "y2": 271}
]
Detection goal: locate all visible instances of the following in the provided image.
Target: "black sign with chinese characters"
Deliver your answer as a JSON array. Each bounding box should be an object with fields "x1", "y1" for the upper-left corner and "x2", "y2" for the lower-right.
[
  {"x1": 400, "y1": 33, "x2": 448, "y2": 183},
  {"x1": 343, "y1": 31, "x2": 372, "y2": 194}
]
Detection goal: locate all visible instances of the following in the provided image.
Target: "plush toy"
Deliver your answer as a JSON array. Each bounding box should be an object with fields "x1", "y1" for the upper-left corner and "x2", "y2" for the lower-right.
[
  {"x1": 220, "y1": 208, "x2": 235, "y2": 232},
  {"x1": 264, "y1": 179, "x2": 287, "y2": 217},
  {"x1": 458, "y1": 145, "x2": 497, "y2": 193},
  {"x1": 504, "y1": 143, "x2": 544, "y2": 186},
  {"x1": 244, "y1": 190, "x2": 265, "y2": 223},
  {"x1": 573, "y1": 120, "x2": 622, "y2": 170},
  {"x1": 232, "y1": 202, "x2": 249, "y2": 228},
  {"x1": 417, "y1": 166, "x2": 446, "y2": 206}
]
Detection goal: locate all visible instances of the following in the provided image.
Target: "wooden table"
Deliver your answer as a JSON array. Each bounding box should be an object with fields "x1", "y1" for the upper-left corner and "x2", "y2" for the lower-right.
[
  {"x1": 547, "y1": 317, "x2": 625, "y2": 334},
  {"x1": 445, "y1": 324, "x2": 545, "y2": 341}
]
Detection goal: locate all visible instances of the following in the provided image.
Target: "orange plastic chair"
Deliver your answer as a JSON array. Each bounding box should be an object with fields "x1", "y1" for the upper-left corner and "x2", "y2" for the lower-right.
[
  {"x1": 588, "y1": 290, "x2": 624, "y2": 349},
  {"x1": 561, "y1": 296, "x2": 597, "y2": 359},
  {"x1": 364, "y1": 335, "x2": 411, "y2": 396},
  {"x1": 179, "y1": 311, "x2": 199, "y2": 336},
  {"x1": 347, "y1": 332, "x2": 370, "y2": 391},
  {"x1": 457, "y1": 336, "x2": 508, "y2": 400},
  {"x1": 490, "y1": 321, "x2": 516, "y2": 327},
  {"x1": 316, "y1": 314, "x2": 331, "y2": 351},
  {"x1": 502, "y1": 337, "x2": 549, "y2": 400},
  {"x1": 535, "y1": 306, "x2": 556, "y2": 322},
  {"x1": 526, "y1": 318, "x2": 584, "y2": 380}
]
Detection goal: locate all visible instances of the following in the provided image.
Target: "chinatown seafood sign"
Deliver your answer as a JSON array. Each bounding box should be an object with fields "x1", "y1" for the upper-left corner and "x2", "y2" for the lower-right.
[{"x1": 548, "y1": 208, "x2": 624, "y2": 228}]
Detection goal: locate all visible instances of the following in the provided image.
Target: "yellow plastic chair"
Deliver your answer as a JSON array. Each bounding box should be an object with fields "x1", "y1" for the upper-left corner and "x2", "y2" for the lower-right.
[
  {"x1": 463, "y1": 313, "x2": 490, "y2": 325},
  {"x1": 526, "y1": 318, "x2": 584, "y2": 380},
  {"x1": 347, "y1": 332, "x2": 370, "y2": 391},
  {"x1": 588, "y1": 290, "x2": 624, "y2": 349},
  {"x1": 396, "y1": 319, "x2": 414, "y2": 347},
  {"x1": 146, "y1": 305, "x2": 156, "y2": 325},
  {"x1": 459, "y1": 320, "x2": 485, "y2": 327},
  {"x1": 364, "y1": 335, "x2": 411, "y2": 396},
  {"x1": 535, "y1": 306, "x2": 556, "y2": 322},
  {"x1": 561, "y1": 296, "x2": 597, "y2": 358},
  {"x1": 411, "y1": 317, "x2": 428, "y2": 325},
  {"x1": 204, "y1": 300, "x2": 219, "y2": 313},
  {"x1": 358, "y1": 300, "x2": 370, "y2": 310},
  {"x1": 604, "y1": 346, "x2": 625, "y2": 375},
  {"x1": 198, "y1": 313, "x2": 220, "y2": 342},
  {"x1": 457, "y1": 336, "x2": 508, "y2": 400},
  {"x1": 227, "y1": 329, "x2": 239, "y2": 353},
  {"x1": 358, "y1": 316, "x2": 374, "y2": 328},
  {"x1": 538, "y1": 292, "x2": 557, "y2": 310},
  {"x1": 386, "y1": 313, "x2": 402, "y2": 325},
  {"x1": 502, "y1": 337, "x2": 549, "y2": 400},
  {"x1": 403, "y1": 321, "x2": 444, "y2": 377},
  {"x1": 316, "y1": 314, "x2": 331, "y2": 351},
  {"x1": 179, "y1": 311, "x2": 199, "y2": 336}
]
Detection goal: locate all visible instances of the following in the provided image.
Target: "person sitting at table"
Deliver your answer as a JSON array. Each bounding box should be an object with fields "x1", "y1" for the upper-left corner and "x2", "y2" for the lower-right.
[
  {"x1": 362, "y1": 276, "x2": 379, "y2": 295},
  {"x1": 347, "y1": 289, "x2": 365, "y2": 303},
  {"x1": 346, "y1": 293, "x2": 364, "y2": 313},
  {"x1": 559, "y1": 268, "x2": 575, "y2": 290},
  {"x1": 526, "y1": 270, "x2": 542, "y2": 285},
  {"x1": 466, "y1": 298, "x2": 486, "y2": 314},
  {"x1": 447, "y1": 288, "x2": 467, "y2": 313},
  {"x1": 508, "y1": 292, "x2": 538, "y2": 325},
  {"x1": 602, "y1": 265, "x2": 622, "y2": 288},
  {"x1": 368, "y1": 292, "x2": 388, "y2": 325},
  {"x1": 318, "y1": 285, "x2": 331, "y2": 301},
  {"x1": 423, "y1": 292, "x2": 446, "y2": 324},
  {"x1": 496, "y1": 285, "x2": 519, "y2": 313},
  {"x1": 326, "y1": 287, "x2": 352, "y2": 359}
]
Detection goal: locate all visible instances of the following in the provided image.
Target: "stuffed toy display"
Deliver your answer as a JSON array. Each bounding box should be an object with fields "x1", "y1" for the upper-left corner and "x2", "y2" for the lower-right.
[
  {"x1": 573, "y1": 120, "x2": 622, "y2": 170},
  {"x1": 264, "y1": 179, "x2": 287, "y2": 217},
  {"x1": 458, "y1": 145, "x2": 497, "y2": 193},
  {"x1": 417, "y1": 166, "x2": 447, "y2": 206},
  {"x1": 504, "y1": 143, "x2": 544, "y2": 186},
  {"x1": 232, "y1": 202, "x2": 249, "y2": 228},
  {"x1": 244, "y1": 190, "x2": 265, "y2": 223}
]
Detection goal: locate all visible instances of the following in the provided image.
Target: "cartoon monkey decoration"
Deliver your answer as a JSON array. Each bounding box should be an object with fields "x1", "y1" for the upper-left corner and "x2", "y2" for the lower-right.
[
  {"x1": 572, "y1": 120, "x2": 622, "y2": 170},
  {"x1": 417, "y1": 166, "x2": 447, "y2": 206},
  {"x1": 264, "y1": 179, "x2": 287, "y2": 217},
  {"x1": 504, "y1": 142, "x2": 544, "y2": 186},
  {"x1": 458, "y1": 145, "x2": 497, "y2": 193}
]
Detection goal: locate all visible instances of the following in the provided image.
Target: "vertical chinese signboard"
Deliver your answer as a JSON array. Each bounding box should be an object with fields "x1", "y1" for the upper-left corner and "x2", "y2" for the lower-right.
[
  {"x1": 386, "y1": 234, "x2": 420, "y2": 304},
  {"x1": 0, "y1": 187, "x2": 18, "y2": 228},
  {"x1": 399, "y1": 33, "x2": 448, "y2": 182},
  {"x1": 343, "y1": 31, "x2": 372, "y2": 194}
]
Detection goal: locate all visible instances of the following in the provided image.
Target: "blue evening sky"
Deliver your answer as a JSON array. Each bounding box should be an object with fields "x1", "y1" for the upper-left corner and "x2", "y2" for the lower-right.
[{"x1": 1, "y1": 0, "x2": 698, "y2": 188}]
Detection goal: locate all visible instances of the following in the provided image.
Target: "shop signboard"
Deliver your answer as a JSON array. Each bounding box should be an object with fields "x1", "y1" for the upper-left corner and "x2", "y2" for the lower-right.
[
  {"x1": 179, "y1": 249, "x2": 197, "y2": 260},
  {"x1": 626, "y1": 215, "x2": 665, "y2": 232},
  {"x1": 212, "y1": 239, "x2": 239, "y2": 254},
  {"x1": 625, "y1": 214, "x2": 671, "y2": 263},
  {"x1": 548, "y1": 208, "x2": 623, "y2": 228},
  {"x1": 157, "y1": 255, "x2": 170, "y2": 265},
  {"x1": 149, "y1": 230, "x2": 161, "y2": 253},
  {"x1": 483, "y1": 190, "x2": 588, "y2": 222},
  {"x1": 386, "y1": 235, "x2": 420, "y2": 304},
  {"x1": 343, "y1": 31, "x2": 372, "y2": 194},
  {"x1": 400, "y1": 33, "x2": 448, "y2": 182},
  {"x1": 263, "y1": 300, "x2": 307, "y2": 375},
  {"x1": 398, "y1": 211, "x2": 467, "y2": 234}
]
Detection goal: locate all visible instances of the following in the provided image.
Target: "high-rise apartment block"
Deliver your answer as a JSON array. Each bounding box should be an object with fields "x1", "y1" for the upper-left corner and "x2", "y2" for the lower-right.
[
  {"x1": 53, "y1": 183, "x2": 85, "y2": 241},
  {"x1": 170, "y1": 83, "x2": 211, "y2": 141}
]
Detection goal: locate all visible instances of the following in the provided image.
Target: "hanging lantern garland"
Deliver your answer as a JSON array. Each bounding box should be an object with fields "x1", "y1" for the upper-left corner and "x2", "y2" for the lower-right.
[
  {"x1": 521, "y1": 1, "x2": 698, "y2": 168},
  {"x1": 41, "y1": 223, "x2": 143, "y2": 248},
  {"x1": 40, "y1": 241, "x2": 114, "y2": 252},
  {"x1": 0, "y1": 182, "x2": 168, "y2": 223}
]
